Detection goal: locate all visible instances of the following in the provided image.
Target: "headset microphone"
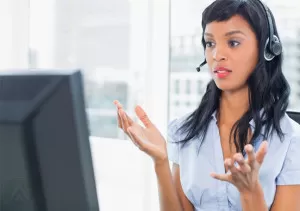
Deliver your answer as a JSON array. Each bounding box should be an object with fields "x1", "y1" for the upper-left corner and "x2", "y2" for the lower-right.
[{"x1": 196, "y1": 60, "x2": 207, "y2": 72}]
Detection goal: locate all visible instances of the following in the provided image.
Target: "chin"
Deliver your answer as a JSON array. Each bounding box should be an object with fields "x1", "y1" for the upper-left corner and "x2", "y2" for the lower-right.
[
  {"x1": 214, "y1": 81, "x2": 234, "y2": 91},
  {"x1": 214, "y1": 81, "x2": 247, "y2": 93}
]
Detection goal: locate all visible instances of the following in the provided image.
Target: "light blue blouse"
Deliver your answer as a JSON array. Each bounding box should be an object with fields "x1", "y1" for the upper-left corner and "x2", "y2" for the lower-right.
[{"x1": 167, "y1": 111, "x2": 300, "y2": 211}]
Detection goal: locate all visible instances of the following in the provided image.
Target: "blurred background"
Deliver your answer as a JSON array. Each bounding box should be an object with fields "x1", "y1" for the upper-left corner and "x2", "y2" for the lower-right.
[{"x1": 1, "y1": 0, "x2": 299, "y2": 210}]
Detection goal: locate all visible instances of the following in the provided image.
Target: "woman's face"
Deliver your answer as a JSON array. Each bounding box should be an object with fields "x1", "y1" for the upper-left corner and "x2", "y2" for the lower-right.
[{"x1": 204, "y1": 15, "x2": 259, "y2": 93}]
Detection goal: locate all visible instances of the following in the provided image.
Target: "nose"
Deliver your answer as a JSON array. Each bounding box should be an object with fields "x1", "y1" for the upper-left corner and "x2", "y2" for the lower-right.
[{"x1": 212, "y1": 46, "x2": 227, "y2": 62}]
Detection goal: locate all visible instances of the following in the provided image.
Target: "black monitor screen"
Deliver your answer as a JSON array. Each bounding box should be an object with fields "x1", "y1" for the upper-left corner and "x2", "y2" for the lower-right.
[{"x1": 0, "y1": 69, "x2": 100, "y2": 211}]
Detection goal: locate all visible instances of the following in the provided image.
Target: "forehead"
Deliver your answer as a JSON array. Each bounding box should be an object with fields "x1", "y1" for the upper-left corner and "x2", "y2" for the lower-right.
[{"x1": 204, "y1": 15, "x2": 254, "y2": 36}]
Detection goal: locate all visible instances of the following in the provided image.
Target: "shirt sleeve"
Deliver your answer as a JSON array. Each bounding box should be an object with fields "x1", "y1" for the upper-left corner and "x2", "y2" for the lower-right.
[
  {"x1": 166, "y1": 118, "x2": 181, "y2": 164},
  {"x1": 276, "y1": 135, "x2": 300, "y2": 185}
]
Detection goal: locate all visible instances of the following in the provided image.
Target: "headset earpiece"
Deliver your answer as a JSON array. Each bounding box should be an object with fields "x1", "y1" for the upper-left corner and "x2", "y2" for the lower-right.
[
  {"x1": 270, "y1": 35, "x2": 282, "y2": 56},
  {"x1": 259, "y1": 1, "x2": 282, "y2": 61},
  {"x1": 264, "y1": 35, "x2": 282, "y2": 61},
  {"x1": 264, "y1": 37, "x2": 275, "y2": 61}
]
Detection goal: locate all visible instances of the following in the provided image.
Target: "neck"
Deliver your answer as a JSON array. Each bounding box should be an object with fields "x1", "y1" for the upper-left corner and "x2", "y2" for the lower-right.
[{"x1": 218, "y1": 87, "x2": 250, "y2": 126}]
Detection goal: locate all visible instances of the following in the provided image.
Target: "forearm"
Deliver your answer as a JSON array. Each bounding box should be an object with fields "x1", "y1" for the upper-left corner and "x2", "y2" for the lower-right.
[
  {"x1": 240, "y1": 182, "x2": 268, "y2": 211},
  {"x1": 154, "y1": 160, "x2": 182, "y2": 211}
]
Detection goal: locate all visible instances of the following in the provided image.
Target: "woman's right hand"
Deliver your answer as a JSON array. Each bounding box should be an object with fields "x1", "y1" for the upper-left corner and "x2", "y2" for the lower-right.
[{"x1": 113, "y1": 100, "x2": 168, "y2": 164}]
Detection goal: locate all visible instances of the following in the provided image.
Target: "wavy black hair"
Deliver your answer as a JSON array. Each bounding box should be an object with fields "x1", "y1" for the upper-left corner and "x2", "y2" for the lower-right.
[{"x1": 176, "y1": 0, "x2": 290, "y2": 153}]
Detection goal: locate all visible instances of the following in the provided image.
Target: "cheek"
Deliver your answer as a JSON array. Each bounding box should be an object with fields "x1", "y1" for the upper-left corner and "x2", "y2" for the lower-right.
[
  {"x1": 233, "y1": 48, "x2": 258, "y2": 75},
  {"x1": 205, "y1": 49, "x2": 213, "y2": 68}
]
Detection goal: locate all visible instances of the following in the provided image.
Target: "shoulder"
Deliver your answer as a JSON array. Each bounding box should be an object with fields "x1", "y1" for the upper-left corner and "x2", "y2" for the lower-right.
[
  {"x1": 274, "y1": 113, "x2": 300, "y2": 185},
  {"x1": 266, "y1": 112, "x2": 300, "y2": 166},
  {"x1": 267, "y1": 112, "x2": 300, "y2": 150},
  {"x1": 256, "y1": 113, "x2": 300, "y2": 166},
  {"x1": 167, "y1": 112, "x2": 192, "y2": 142},
  {"x1": 279, "y1": 112, "x2": 300, "y2": 140},
  {"x1": 167, "y1": 112, "x2": 193, "y2": 164}
]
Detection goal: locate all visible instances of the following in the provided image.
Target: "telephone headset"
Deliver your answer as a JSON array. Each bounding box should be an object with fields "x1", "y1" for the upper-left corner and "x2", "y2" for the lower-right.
[{"x1": 196, "y1": 0, "x2": 282, "y2": 72}]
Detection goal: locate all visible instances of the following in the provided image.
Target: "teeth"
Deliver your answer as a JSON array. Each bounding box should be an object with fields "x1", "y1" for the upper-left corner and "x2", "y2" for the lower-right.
[{"x1": 217, "y1": 70, "x2": 228, "y2": 73}]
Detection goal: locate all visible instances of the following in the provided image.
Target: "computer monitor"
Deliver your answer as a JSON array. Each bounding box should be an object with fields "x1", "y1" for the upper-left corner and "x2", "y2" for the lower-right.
[{"x1": 0, "y1": 69, "x2": 100, "y2": 211}]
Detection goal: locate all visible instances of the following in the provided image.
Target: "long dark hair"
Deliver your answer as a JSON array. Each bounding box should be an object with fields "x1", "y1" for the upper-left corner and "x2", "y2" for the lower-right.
[{"x1": 176, "y1": 0, "x2": 290, "y2": 153}]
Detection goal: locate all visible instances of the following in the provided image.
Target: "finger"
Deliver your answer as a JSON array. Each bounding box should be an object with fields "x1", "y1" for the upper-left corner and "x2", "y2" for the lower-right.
[
  {"x1": 119, "y1": 109, "x2": 130, "y2": 131},
  {"x1": 255, "y1": 141, "x2": 268, "y2": 165},
  {"x1": 233, "y1": 153, "x2": 251, "y2": 173},
  {"x1": 114, "y1": 100, "x2": 124, "y2": 128},
  {"x1": 119, "y1": 110, "x2": 129, "y2": 135},
  {"x1": 135, "y1": 105, "x2": 153, "y2": 128},
  {"x1": 225, "y1": 158, "x2": 239, "y2": 174},
  {"x1": 245, "y1": 144, "x2": 256, "y2": 167},
  {"x1": 113, "y1": 100, "x2": 123, "y2": 109},
  {"x1": 210, "y1": 172, "x2": 231, "y2": 182},
  {"x1": 127, "y1": 127, "x2": 149, "y2": 153},
  {"x1": 117, "y1": 108, "x2": 122, "y2": 128},
  {"x1": 126, "y1": 127, "x2": 140, "y2": 148},
  {"x1": 124, "y1": 112, "x2": 134, "y2": 125},
  {"x1": 114, "y1": 100, "x2": 134, "y2": 125}
]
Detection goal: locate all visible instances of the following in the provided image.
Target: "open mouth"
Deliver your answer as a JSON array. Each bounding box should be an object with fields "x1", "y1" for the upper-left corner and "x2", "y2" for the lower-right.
[{"x1": 213, "y1": 67, "x2": 232, "y2": 78}]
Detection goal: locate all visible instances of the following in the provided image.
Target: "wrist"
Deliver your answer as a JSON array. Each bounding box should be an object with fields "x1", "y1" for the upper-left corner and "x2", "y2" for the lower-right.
[
  {"x1": 240, "y1": 181, "x2": 268, "y2": 211},
  {"x1": 240, "y1": 181, "x2": 263, "y2": 199},
  {"x1": 154, "y1": 158, "x2": 169, "y2": 170}
]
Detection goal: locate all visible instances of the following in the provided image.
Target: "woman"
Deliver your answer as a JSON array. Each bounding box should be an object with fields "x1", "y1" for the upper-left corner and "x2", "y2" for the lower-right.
[{"x1": 114, "y1": 0, "x2": 300, "y2": 210}]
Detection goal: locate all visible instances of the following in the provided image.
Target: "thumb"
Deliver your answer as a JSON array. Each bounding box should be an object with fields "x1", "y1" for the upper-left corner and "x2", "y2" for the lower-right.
[
  {"x1": 135, "y1": 105, "x2": 153, "y2": 128},
  {"x1": 255, "y1": 140, "x2": 268, "y2": 165}
]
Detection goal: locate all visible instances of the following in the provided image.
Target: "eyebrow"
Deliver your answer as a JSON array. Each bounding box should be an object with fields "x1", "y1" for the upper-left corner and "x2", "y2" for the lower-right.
[{"x1": 204, "y1": 30, "x2": 246, "y2": 37}]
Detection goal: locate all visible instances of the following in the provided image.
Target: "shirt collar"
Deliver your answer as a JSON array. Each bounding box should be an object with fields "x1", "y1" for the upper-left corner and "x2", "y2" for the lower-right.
[
  {"x1": 211, "y1": 109, "x2": 266, "y2": 135},
  {"x1": 211, "y1": 110, "x2": 218, "y2": 122}
]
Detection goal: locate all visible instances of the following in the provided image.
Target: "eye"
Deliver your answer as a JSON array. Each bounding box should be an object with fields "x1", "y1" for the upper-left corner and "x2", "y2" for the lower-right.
[
  {"x1": 205, "y1": 41, "x2": 215, "y2": 48},
  {"x1": 228, "y1": 40, "x2": 240, "y2": 47}
]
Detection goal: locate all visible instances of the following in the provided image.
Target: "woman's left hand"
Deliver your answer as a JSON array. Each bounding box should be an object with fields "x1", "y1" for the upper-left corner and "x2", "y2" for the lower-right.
[{"x1": 210, "y1": 141, "x2": 268, "y2": 194}]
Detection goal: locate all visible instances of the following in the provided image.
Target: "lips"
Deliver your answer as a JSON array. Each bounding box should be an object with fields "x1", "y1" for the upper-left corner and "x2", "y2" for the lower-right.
[{"x1": 213, "y1": 67, "x2": 232, "y2": 78}]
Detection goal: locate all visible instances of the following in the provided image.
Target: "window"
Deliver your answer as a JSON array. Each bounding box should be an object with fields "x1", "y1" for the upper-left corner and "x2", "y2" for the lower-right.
[
  {"x1": 197, "y1": 80, "x2": 203, "y2": 95},
  {"x1": 4, "y1": 0, "x2": 169, "y2": 210},
  {"x1": 185, "y1": 79, "x2": 191, "y2": 94},
  {"x1": 267, "y1": 1, "x2": 300, "y2": 111},
  {"x1": 0, "y1": 0, "x2": 29, "y2": 69},
  {"x1": 174, "y1": 79, "x2": 180, "y2": 94}
]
